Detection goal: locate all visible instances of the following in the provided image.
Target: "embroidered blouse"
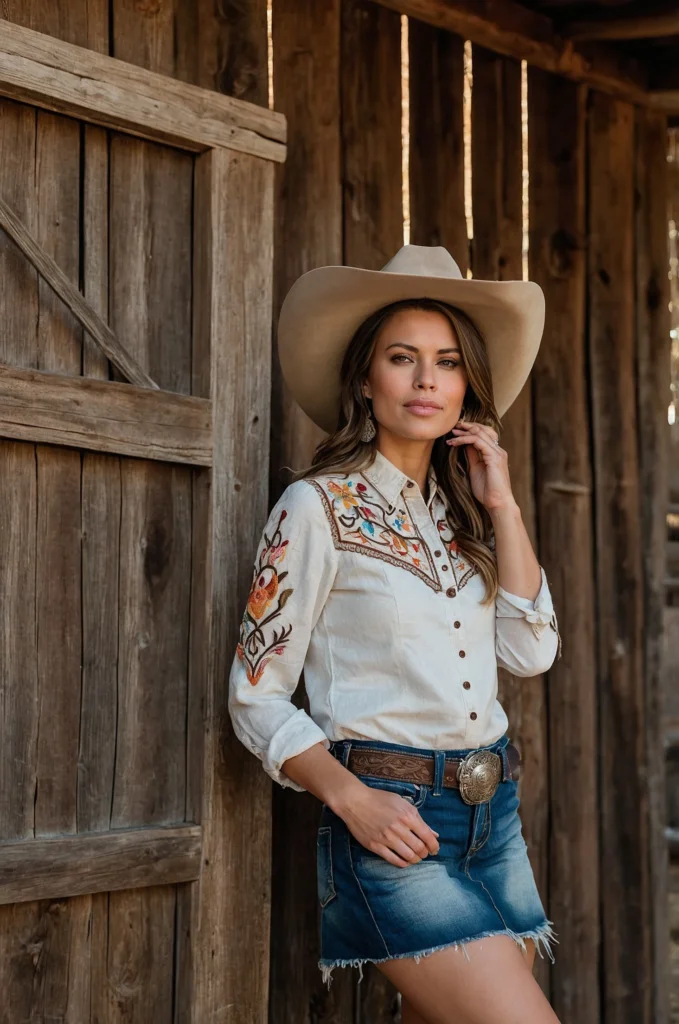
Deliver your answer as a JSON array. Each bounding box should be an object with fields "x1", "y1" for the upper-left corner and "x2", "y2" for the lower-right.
[{"x1": 228, "y1": 449, "x2": 561, "y2": 793}]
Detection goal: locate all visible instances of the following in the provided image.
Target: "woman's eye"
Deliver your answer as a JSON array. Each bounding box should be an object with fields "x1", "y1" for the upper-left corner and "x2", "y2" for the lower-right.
[
  {"x1": 439, "y1": 359, "x2": 460, "y2": 369},
  {"x1": 390, "y1": 354, "x2": 412, "y2": 363}
]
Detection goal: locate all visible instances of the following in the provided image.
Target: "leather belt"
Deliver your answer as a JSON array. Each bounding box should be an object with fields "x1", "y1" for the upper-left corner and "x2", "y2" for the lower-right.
[{"x1": 344, "y1": 742, "x2": 522, "y2": 805}]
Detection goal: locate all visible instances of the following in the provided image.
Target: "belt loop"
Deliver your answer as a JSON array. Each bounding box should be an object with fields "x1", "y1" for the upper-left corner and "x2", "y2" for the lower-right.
[
  {"x1": 432, "y1": 750, "x2": 445, "y2": 797},
  {"x1": 500, "y1": 743, "x2": 510, "y2": 783},
  {"x1": 340, "y1": 740, "x2": 352, "y2": 768}
]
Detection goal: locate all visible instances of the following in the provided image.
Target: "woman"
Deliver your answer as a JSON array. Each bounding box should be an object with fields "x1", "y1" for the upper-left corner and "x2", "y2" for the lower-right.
[{"x1": 228, "y1": 244, "x2": 562, "y2": 1024}]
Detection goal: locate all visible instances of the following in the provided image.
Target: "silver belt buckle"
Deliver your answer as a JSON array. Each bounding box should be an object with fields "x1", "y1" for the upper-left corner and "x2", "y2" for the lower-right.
[{"x1": 457, "y1": 749, "x2": 502, "y2": 805}]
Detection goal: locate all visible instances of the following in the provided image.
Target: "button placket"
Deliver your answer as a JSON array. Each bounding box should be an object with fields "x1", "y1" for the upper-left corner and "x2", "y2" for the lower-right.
[{"x1": 404, "y1": 490, "x2": 455, "y2": 589}]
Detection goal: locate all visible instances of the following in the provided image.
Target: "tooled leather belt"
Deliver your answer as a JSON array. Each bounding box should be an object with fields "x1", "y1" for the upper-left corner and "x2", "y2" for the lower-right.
[{"x1": 345, "y1": 742, "x2": 522, "y2": 805}]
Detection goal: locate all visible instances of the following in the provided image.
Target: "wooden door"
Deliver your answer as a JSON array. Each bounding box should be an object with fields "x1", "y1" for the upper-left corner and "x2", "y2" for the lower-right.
[{"x1": 0, "y1": 19, "x2": 284, "y2": 1023}]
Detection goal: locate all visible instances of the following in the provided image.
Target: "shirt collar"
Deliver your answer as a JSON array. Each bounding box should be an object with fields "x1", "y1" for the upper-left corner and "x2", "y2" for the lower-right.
[{"x1": 361, "y1": 448, "x2": 441, "y2": 511}]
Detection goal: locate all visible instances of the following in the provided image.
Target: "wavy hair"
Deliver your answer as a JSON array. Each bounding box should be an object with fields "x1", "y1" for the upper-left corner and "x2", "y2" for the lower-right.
[{"x1": 292, "y1": 297, "x2": 501, "y2": 603}]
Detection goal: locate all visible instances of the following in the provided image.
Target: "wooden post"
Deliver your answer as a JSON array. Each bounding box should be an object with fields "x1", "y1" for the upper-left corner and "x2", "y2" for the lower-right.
[
  {"x1": 472, "y1": 45, "x2": 552, "y2": 999},
  {"x1": 635, "y1": 105, "x2": 671, "y2": 1024},
  {"x1": 529, "y1": 70, "x2": 600, "y2": 1022},
  {"x1": 588, "y1": 89, "x2": 652, "y2": 1024}
]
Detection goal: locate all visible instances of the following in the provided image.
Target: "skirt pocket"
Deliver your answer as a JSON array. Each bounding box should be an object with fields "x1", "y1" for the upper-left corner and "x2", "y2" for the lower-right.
[{"x1": 356, "y1": 773, "x2": 427, "y2": 809}]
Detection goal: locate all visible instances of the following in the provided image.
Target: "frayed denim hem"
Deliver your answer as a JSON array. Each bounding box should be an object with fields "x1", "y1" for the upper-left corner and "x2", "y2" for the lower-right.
[{"x1": 318, "y1": 918, "x2": 558, "y2": 988}]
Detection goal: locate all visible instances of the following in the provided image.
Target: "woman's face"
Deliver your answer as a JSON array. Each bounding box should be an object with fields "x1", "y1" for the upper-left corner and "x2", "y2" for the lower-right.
[{"x1": 363, "y1": 307, "x2": 469, "y2": 441}]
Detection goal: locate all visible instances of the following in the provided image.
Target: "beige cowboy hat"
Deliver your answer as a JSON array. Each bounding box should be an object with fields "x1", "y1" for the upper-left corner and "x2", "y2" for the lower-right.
[{"x1": 277, "y1": 244, "x2": 545, "y2": 434}]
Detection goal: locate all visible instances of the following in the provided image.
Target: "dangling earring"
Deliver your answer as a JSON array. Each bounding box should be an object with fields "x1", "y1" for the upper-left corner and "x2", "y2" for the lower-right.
[
  {"x1": 360, "y1": 390, "x2": 376, "y2": 442},
  {"x1": 360, "y1": 414, "x2": 376, "y2": 442}
]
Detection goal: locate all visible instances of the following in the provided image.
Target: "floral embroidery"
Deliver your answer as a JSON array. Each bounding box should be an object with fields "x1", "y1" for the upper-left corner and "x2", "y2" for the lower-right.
[
  {"x1": 436, "y1": 517, "x2": 480, "y2": 592},
  {"x1": 237, "y1": 509, "x2": 294, "y2": 685},
  {"x1": 310, "y1": 477, "x2": 440, "y2": 590}
]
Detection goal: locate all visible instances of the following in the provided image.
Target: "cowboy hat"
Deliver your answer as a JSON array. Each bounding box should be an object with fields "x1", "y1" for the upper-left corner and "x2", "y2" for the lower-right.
[{"x1": 277, "y1": 244, "x2": 545, "y2": 434}]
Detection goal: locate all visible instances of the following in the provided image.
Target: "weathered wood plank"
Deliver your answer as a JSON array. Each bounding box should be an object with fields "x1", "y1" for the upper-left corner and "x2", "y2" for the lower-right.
[
  {"x1": 635, "y1": 104, "x2": 671, "y2": 1024},
  {"x1": 470, "y1": 47, "x2": 522, "y2": 281},
  {"x1": 342, "y1": 0, "x2": 403, "y2": 270},
  {"x1": 529, "y1": 69, "x2": 599, "y2": 1024},
  {"x1": 268, "y1": 1, "x2": 353, "y2": 1020},
  {"x1": 372, "y1": 0, "x2": 648, "y2": 105},
  {"x1": 182, "y1": 146, "x2": 274, "y2": 1024},
  {"x1": 0, "y1": 441, "x2": 38, "y2": 842},
  {"x1": 79, "y1": 452, "x2": 122, "y2": 835},
  {"x1": 471, "y1": 45, "x2": 552, "y2": 999},
  {"x1": 588, "y1": 89, "x2": 652, "y2": 1024},
  {"x1": 0, "y1": 826, "x2": 202, "y2": 905},
  {"x1": 0, "y1": 192, "x2": 159, "y2": 390},
  {"x1": 106, "y1": 885, "x2": 177, "y2": 1023},
  {"x1": 0, "y1": 895, "x2": 93, "y2": 1024},
  {"x1": 0, "y1": 17, "x2": 287, "y2": 159},
  {"x1": 34, "y1": 445, "x2": 82, "y2": 836},
  {"x1": 109, "y1": 135, "x2": 192, "y2": 393},
  {"x1": 408, "y1": 20, "x2": 467, "y2": 269},
  {"x1": 111, "y1": 456, "x2": 192, "y2": 831},
  {"x1": 175, "y1": 0, "x2": 268, "y2": 106},
  {"x1": 0, "y1": 364, "x2": 212, "y2": 465}
]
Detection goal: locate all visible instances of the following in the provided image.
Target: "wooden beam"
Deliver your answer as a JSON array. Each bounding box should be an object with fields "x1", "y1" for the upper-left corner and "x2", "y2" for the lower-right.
[
  {"x1": 0, "y1": 18, "x2": 286, "y2": 162},
  {"x1": 564, "y1": 12, "x2": 679, "y2": 42},
  {"x1": 649, "y1": 91, "x2": 679, "y2": 115},
  {"x1": 0, "y1": 825, "x2": 201, "y2": 904},
  {"x1": 372, "y1": 0, "x2": 649, "y2": 105},
  {"x1": 0, "y1": 364, "x2": 212, "y2": 465},
  {"x1": 0, "y1": 194, "x2": 159, "y2": 390}
]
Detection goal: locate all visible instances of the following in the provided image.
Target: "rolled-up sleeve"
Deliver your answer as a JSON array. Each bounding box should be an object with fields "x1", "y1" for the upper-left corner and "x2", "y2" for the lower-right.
[
  {"x1": 495, "y1": 565, "x2": 561, "y2": 676},
  {"x1": 228, "y1": 479, "x2": 338, "y2": 792}
]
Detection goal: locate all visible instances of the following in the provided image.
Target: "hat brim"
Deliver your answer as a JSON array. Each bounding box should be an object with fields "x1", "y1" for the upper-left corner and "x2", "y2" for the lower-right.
[{"x1": 278, "y1": 265, "x2": 545, "y2": 434}]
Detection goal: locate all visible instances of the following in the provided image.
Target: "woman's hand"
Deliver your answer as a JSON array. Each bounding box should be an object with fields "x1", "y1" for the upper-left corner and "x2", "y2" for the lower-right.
[
  {"x1": 338, "y1": 784, "x2": 440, "y2": 867},
  {"x1": 446, "y1": 419, "x2": 516, "y2": 512}
]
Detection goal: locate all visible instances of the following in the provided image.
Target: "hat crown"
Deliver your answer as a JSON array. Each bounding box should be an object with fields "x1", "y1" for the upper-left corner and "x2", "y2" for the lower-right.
[{"x1": 380, "y1": 244, "x2": 464, "y2": 280}]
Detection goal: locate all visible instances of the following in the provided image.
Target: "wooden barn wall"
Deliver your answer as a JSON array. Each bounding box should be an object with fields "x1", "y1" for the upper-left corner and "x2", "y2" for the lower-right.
[
  {"x1": 269, "y1": 6, "x2": 670, "y2": 1023},
  {"x1": 0, "y1": 1, "x2": 670, "y2": 1023}
]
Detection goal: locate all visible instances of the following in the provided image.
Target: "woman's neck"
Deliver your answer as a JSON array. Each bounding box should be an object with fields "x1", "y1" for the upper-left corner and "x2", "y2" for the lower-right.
[{"x1": 374, "y1": 431, "x2": 435, "y2": 496}]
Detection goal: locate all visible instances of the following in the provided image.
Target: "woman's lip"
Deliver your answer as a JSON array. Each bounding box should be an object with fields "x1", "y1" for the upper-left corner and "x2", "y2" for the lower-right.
[{"x1": 404, "y1": 403, "x2": 442, "y2": 416}]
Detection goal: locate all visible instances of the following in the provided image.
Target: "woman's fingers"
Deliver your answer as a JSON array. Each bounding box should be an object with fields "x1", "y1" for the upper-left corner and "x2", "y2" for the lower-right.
[
  {"x1": 455, "y1": 420, "x2": 499, "y2": 444},
  {"x1": 371, "y1": 843, "x2": 414, "y2": 868},
  {"x1": 448, "y1": 431, "x2": 504, "y2": 460}
]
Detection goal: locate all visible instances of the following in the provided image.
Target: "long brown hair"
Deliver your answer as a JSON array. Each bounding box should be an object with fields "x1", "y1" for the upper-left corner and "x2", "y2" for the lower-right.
[{"x1": 293, "y1": 297, "x2": 501, "y2": 603}]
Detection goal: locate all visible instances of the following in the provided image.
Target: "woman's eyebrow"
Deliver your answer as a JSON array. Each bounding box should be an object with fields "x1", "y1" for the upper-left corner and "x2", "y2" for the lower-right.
[{"x1": 384, "y1": 342, "x2": 461, "y2": 354}]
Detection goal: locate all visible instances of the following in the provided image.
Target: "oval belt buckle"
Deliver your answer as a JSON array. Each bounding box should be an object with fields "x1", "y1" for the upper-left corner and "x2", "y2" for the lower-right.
[{"x1": 456, "y1": 750, "x2": 502, "y2": 805}]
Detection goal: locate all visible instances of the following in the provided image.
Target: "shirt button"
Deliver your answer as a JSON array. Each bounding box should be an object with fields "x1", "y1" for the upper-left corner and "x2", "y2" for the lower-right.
[
  {"x1": 459, "y1": 650, "x2": 466, "y2": 658},
  {"x1": 434, "y1": 549, "x2": 442, "y2": 557},
  {"x1": 441, "y1": 565, "x2": 448, "y2": 571},
  {"x1": 406, "y1": 481, "x2": 414, "y2": 488},
  {"x1": 463, "y1": 681, "x2": 471, "y2": 689},
  {"x1": 470, "y1": 711, "x2": 477, "y2": 721},
  {"x1": 446, "y1": 586, "x2": 457, "y2": 598},
  {"x1": 454, "y1": 620, "x2": 461, "y2": 628}
]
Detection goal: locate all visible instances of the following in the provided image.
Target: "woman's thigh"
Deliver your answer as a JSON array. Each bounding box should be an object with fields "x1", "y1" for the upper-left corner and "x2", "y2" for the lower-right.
[{"x1": 377, "y1": 934, "x2": 560, "y2": 1024}]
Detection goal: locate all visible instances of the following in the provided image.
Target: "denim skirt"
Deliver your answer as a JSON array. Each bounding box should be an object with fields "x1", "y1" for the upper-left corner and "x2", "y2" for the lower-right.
[{"x1": 317, "y1": 732, "x2": 557, "y2": 987}]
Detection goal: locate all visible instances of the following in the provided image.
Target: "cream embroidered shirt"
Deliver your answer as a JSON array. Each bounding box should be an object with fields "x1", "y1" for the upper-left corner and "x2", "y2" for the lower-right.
[{"x1": 228, "y1": 449, "x2": 561, "y2": 793}]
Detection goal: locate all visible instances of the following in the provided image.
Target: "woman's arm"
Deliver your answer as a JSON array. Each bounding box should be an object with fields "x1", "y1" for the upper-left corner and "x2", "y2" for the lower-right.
[{"x1": 448, "y1": 420, "x2": 561, "y2": 674}]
